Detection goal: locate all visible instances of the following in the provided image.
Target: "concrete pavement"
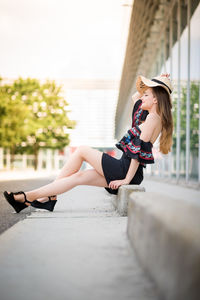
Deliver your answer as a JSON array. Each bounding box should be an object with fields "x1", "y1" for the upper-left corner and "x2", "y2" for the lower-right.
[
  {"x1": 0, "y1": 185, "x2": 160, "y2": 300},
  {"x1": 0, "y1": 176, "x2": 56, "y2": 235}
]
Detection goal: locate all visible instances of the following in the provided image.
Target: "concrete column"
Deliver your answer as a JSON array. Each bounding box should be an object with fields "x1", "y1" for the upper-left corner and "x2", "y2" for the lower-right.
[
  {"x1": 169, "y1": 14, "x2": 173, "y2": 179},
  {"x1": 176, "y1": 0, "x2": 181, "y2": 181},
  {"x1": 198, "y1": 82, "x2": 200, "y2": 183},
  {"x1": 186, "y1": 0, "x2": 191, "y2": 182}
]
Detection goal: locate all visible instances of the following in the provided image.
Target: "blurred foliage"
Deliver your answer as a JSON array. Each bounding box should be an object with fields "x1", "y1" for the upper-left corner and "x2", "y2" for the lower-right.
[
  {"x1": 0, "y1": 77, "x2": 76, "y2": 168},
  {"x1": 172, "y1": 81, "x2": 199, "y2": 156}
]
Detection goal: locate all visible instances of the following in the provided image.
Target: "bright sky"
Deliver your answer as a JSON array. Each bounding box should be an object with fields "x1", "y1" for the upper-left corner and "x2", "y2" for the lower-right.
[{"x1": 0, "y1": 0, "x2": 132, "y2": 80}]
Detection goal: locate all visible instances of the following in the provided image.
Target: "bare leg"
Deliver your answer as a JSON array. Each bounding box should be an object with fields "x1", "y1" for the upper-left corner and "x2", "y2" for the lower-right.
[
  {"x1": 12, "y1": 145, "x2": 108, "y2": 203},
  {"x1": 13, "y1": 169, "x2": 108, "y2": 203},
  {"x1": 37, "y1": 145, "x2": 104, "y2": 203},
  {"x1": 56, "y1": 145, "x2": 104, "y2": 179}
]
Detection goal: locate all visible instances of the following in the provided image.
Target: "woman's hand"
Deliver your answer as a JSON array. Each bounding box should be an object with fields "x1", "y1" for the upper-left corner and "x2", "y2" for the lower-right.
[
  {"x1": 132, "y1": 92, "x2": 142, "y2": 104},
  {"x1": 108, "y1": 179, "x2": 129, "y2": 190},
  {"x1": 161, "y1": 73, "x2": 170, "y2": 78}
]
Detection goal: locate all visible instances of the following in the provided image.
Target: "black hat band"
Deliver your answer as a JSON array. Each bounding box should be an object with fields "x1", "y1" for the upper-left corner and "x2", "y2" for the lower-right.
[{"x1": 151, "y1": 79, "x2": 172, "y2": 94}]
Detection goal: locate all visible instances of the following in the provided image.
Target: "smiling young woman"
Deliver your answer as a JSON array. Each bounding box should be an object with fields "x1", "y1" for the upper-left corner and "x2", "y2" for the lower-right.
[{"x1": 4, "y1": 74, "x2": 173, "y2": 212}]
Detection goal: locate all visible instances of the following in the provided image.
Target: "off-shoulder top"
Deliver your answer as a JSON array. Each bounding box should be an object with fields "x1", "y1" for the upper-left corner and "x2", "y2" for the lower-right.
[{"x1": 115, "y1": 99, "x2": 154, "y2": 167}]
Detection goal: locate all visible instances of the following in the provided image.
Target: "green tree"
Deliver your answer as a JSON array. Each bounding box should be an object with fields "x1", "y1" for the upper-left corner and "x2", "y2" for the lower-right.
[
  {"x1": 0, "y1": 77, "x2": 76, "y2": 169},
  {"x1": 0, "y1": 80, "x2": 30, "y2": 165}
]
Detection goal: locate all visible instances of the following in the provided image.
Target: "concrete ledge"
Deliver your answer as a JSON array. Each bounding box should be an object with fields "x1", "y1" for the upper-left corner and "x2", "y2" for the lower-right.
[
  {"x1": 127, "y1": 192, "x2": 200, "y2": 300},
  {"x1": 113, "y1": 185, "x2": 145, "y2": 216}
]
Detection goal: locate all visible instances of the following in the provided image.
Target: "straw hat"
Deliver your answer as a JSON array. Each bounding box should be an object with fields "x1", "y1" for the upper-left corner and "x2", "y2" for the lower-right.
[{"x1": 136, "y1": 74, "x2": 173, "y2": 95}]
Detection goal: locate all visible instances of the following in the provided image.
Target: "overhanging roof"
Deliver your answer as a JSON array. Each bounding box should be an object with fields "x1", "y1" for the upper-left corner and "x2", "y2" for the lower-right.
[{"x1": 115, "y1": 0, "x2": 174, "y2": 138}]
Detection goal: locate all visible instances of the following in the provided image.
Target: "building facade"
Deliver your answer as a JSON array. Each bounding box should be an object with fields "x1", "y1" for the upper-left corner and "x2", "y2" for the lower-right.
[
  {"x1": 116, "y1": 0, "x2": 200, "y2": 185},
  {"x1": 59, "y1": 79, "x2": 119, "y2": 149}
]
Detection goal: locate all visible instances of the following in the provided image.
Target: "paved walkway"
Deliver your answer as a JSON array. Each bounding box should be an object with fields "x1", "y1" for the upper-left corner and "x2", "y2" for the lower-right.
[{"x1": 0, "y1": 185, "x2": 160, "y2": 300}]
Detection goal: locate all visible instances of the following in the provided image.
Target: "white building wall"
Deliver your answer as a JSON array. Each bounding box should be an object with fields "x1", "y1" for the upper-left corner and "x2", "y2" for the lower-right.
[{"x1": 60, "y1": 79, "x2": 119, "y2": 148}]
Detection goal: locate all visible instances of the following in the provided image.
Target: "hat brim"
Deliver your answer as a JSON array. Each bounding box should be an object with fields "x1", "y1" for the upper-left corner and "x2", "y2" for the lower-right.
[{"x1": 136, "y1": 75, "x2": 171, "y2": 95}]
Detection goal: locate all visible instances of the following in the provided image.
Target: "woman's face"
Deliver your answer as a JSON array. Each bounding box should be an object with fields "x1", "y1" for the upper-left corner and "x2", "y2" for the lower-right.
[{"x1": 140, "y1": 88, "x2": 157, "y2": 110}]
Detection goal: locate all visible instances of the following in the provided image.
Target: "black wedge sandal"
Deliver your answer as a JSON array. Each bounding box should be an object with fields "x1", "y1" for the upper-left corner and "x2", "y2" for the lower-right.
[
  {"x1": 3, "y1": 191, "x2": 32, "y2": 213},
  {"x1": 31, "y1": 196, "x2": 57, "y2": 212}
]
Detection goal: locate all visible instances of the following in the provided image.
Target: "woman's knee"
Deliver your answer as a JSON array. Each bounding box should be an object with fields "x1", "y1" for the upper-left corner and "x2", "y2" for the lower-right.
[
  {"x1": 74, "y1": 170, "x2": 85, "y2": 180},
  {"x1": 76, "y1": 145, "x2": 91, "y2": 156},
  {"x1": 74, "y1": 170, "x2": 90, "y2": 185}
]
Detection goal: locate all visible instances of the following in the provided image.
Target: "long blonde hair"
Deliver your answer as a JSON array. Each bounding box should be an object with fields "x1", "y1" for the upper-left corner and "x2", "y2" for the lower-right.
[{"x1": 152, "y1": 86, "x2": 173, "y2": 154}]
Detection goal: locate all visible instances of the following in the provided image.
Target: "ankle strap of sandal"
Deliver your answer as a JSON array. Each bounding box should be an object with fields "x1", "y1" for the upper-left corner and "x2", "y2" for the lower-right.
[{"x1": 14, "y1": 191, "x2": 31, "y2": 204}]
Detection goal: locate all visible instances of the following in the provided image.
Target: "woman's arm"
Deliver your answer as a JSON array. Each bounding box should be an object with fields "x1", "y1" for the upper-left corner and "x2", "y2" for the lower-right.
[
  {"x1": 108, "y1": 159, "x2": 139, "y2": 190},
  {"x1": 125, "y1": 158, "x2": 140, "y2": 183}
]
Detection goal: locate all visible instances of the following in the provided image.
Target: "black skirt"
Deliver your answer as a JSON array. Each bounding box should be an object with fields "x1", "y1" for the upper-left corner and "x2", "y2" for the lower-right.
[{"x1": 101, "y1": 152, "x2": 143, "y2": 195}]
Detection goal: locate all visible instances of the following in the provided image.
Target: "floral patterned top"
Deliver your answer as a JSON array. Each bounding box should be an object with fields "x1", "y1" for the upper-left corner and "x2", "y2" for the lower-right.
[{"x1": 115, "y1": 99, "x2": 154, "y2": 167}]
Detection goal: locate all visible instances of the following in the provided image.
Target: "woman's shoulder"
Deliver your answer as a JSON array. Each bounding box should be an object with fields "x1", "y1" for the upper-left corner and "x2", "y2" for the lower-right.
[
  {"x1": 146, "y1": 112, "x2": 161, "y2": 119},
  {"x1": 145, "y1": 112, "x2": 161, "y2": 124}
]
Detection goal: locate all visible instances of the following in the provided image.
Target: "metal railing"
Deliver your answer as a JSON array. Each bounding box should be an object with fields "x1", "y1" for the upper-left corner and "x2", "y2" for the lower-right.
[{"x1": 0, "y1": 148, "x2": 66, "y2": 171}]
